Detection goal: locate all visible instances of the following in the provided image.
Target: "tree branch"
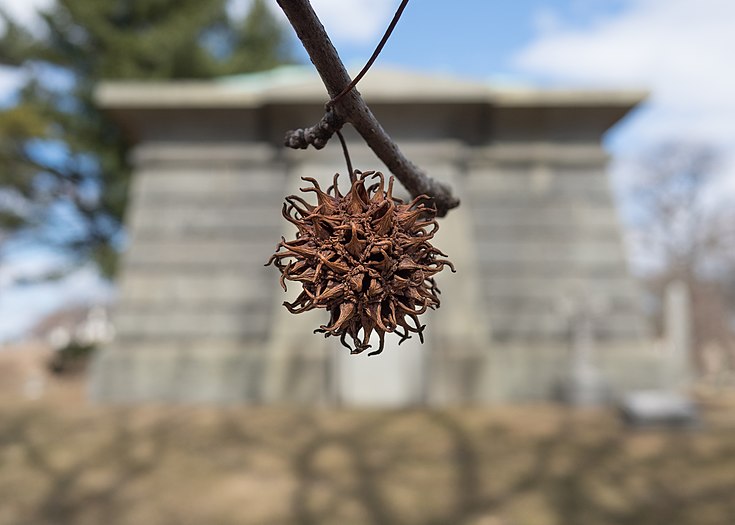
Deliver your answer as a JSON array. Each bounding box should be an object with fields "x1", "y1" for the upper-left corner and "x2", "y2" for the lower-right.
[{"x1": 275, "y1": 0, "x2": 460, "y2": 216}]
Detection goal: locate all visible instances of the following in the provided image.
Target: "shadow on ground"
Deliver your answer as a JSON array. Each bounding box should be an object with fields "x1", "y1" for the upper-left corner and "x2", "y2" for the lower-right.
[{"x1": 1, "y1": 403, "x2": 734, "y2": 525}]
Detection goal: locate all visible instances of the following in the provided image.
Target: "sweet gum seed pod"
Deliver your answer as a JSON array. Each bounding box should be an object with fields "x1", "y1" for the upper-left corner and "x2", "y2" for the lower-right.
[{"x1": 266, "y1": 170, "x2": 455, "y2": 356}]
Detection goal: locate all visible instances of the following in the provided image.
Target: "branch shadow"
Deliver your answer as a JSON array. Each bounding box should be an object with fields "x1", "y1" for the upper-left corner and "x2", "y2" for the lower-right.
[
  {"x1": 1, "y1": 406, "x2": 734, "y2": 525},
  {"x1": 0, "y1": 407, "x2": 176, "y2": 525},
  {"x1": 288, "y1": 410, "x2": 735, "y2": 525}
]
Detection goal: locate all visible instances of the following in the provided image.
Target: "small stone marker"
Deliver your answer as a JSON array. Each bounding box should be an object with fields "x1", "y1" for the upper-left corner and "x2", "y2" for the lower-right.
[
  {"x1": 554, "y1": 296, "x2": 612, "y2": 406},
  {"x1": 619, "y1": 390, "x2": 699, "y2": 428}
]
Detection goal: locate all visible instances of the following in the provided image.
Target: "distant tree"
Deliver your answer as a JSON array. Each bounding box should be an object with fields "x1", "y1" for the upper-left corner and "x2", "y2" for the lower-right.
[
  {"x1": 627, "y1": 142, "x2": 735, "y2": 373},
  {"x1": 629, "y1": 143, "x2": 730, "y2": 276},
  {"x1": 0, "y1": 0, "x2": 292, "y2": 277}
]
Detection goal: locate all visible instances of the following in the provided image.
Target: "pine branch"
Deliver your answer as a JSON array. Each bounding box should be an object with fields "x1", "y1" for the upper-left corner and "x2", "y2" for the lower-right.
[{"x1": 275, "y1": 0, "x2": 460, "y2": 217}]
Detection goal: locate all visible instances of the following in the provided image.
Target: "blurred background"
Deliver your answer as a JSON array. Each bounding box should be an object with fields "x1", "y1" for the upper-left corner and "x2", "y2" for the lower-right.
[{"x1": 1, "y1": 1, "x2": 735, "y2": 524}]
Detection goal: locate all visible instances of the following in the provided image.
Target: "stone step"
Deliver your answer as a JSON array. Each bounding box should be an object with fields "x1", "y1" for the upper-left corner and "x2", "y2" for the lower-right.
[
  {"x1": 488, "y1": 312, "x2": 647, "y2": 342},
  {"x1": 468, "y1": 205, "x2": 622, "y2": 227},
  {"x1": 481, "y1": 287, "x2": 643, "y2": 312},
  {"x1": 123, "y1": 240, "x2": 279, "y2": 267},
  {"x1": 112, "y1": 306, "x2": 270, "y2": 339},
  {"x1": 466, "y1": 169, "x2": 613, "y2": 196},
  {"x1": 477, "y1": 240, "x2": 626, "y2": 266},
  {"x1": 466, "y1": 187, "x2": 614, "y2": 206},
  {"x1": 483, "y1": 294, "x2": 642, "y2": 313},
  {"x1": 127, "y1": 206, "x2": 284, "y2": 240},
  {"x1": 480, "y1": 275, "x2": 639, "y2": 298},
  {"x1": 467, "y1": 196, "x2": 618, "y2": 214},
  {"x1": 473, "y1": 222, "x2": 622, "y2": 241},
  {"x1": 118, "y1": 271, "x2": 272, "y2": 305},
  {"x1": 477, "y1": 259, "x2": 629, "y2": 278},
  {"x1": 131, "y1": 169, "x2": 286, "y2": 196},
  {"x1": 132, "y1": 191, "x2": 286, "y2": 209}
]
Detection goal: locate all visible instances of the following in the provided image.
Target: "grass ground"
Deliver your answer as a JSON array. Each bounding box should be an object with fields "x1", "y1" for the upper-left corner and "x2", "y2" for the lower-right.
[{"x1": 1, "y1": 380, "x2": 735, "y2": 525}]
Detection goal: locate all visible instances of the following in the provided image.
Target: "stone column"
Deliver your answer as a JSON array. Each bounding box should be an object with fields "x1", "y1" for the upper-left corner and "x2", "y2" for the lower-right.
[
  {"x1": 466, "y1": 143, "x2": 648, "y2": 401},
  {"x1": 664, "y1": 280, "x2": 693, "y2": 388},
  {"x1": 89, "y1": 143, "x2": 286, "y2": 403},
  {"x1": 422, "y1": 155, "x2": 494, "y2": 405},
  {"x1": 554, "y1": 297, "x2": 612, "y2": 405},
  {"x1": 261, "y1": 158, "x2": 337, "y2": 405}
]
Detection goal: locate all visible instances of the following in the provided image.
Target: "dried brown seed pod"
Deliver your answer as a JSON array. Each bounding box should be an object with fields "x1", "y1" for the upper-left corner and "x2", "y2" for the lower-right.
[{"x1": 266, "y1": 171, "x2": 455, "y2": 356}]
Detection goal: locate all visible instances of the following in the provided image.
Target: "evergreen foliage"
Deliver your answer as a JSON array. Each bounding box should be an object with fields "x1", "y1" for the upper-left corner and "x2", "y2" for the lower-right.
[{"x1": 0, "y1": 0, "x2": 291, "y2": 277}]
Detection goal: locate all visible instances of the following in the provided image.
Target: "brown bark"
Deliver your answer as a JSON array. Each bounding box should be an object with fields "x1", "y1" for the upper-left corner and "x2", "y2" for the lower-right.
[{"x1": 276, "y1": 0, "x2": 460, "y2": 216}]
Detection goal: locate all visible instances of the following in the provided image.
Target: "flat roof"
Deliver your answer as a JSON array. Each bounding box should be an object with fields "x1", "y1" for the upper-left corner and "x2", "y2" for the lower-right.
[{"x1": 96, "y1": 66, "x2": 647, "y2": 110}]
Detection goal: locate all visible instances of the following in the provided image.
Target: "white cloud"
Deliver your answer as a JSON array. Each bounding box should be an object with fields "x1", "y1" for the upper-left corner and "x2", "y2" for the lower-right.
[
  {"x1": 309, "y1": 0, "x2": 399, "y2": 45},
  {"x1": 513, "y1": 0, "x2": 735, "y2": 274},
  {"x1": 0, "y1": 0, "x2": 53, "y2": 33},
  {"x1": 2, "y1": 0, "x2": 398, "y2": 52},
  {"x1": 226, "y1": 0, "x2": 289, "y2": 24},
  {"x1": 226, "y1": 0, "x2": 252, "y2": 20},
  {"x1": 513, "y1": 0, "x2": 735, "y2": 150},
  {"x1": 0, "y1": 258, "x2": 113, "y2": 342},
  {"x1": 531, "y1": 7, "x2": 564, "y2": 34},
  {"x1": 0, "y1": 0, "x2": 54, "y2": 103},
  {"x1": 227, "y1": 0, "x2": 397, "y2": 46}
]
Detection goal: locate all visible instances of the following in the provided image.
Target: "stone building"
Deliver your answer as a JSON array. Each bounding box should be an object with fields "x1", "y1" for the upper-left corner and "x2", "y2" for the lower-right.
[{"x1": 90, "y1": 67, "x2": 672, "y2": 405}]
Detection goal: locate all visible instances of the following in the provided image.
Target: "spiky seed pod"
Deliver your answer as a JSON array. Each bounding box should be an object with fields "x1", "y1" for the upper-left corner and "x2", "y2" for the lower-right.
[{"x1": 266, "y1": 170, "x2": 455, "y2": 356}]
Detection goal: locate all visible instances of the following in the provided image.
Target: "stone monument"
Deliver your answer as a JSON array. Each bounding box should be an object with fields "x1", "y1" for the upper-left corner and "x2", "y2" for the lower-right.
[{"x1": 89, "y1": 66, "x2": 655, "y2": 405}]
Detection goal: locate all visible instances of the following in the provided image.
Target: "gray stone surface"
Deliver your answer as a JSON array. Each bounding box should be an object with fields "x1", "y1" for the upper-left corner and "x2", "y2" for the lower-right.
[
  {"x1": 663, "y1": 280, "x2": 693, "y2": 387},
  {"x1": 466, "y1": 157, "x2": 647, "y2": 345},
  {"x1": 90, "y1": 68, "x2": 663, "y2": 405}
]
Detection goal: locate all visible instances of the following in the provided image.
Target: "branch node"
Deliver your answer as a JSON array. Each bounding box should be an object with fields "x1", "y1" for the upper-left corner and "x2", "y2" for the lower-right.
[{"x1": 283, "y1": 110, "x2": 345, "y2": 150}]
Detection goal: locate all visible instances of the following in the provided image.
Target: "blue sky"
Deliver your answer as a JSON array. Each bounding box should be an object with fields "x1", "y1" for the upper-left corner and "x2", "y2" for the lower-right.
[
  {"x1": 300, "y1": 0, "x2": 735, "y2": 153},
  {"x1": 305, "y1": 0, "x2": 629, "y2": 82},
  {"x1": 1, "y1": 0, "x2": 734, "y2": 340}
]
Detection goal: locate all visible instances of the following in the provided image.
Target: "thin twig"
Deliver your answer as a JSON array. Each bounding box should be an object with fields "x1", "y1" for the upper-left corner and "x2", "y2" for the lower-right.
[
  {"x1": 327, "y1": 0, "x2": 410, "y2": 109},
  {"x1": 330, "y1": 0, "x2": 409, "y2": 186},
  {"x1": 335, "y1": 130, "x2": 355, "y2": 183},
  {"x1": 276, "y1": 0, "x2": 459, "y2": 216}
]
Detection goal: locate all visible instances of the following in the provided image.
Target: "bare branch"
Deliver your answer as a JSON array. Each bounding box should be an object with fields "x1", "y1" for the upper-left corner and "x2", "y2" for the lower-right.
[
  {"x1": 276, "y1": 0, "x2": 460, "y2": 216},
  {"x1": 284, "y1": 109, "x2": 344, "y2": 150}
]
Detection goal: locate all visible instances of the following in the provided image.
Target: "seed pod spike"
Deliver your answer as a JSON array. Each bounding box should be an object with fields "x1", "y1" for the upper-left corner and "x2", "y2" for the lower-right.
[{"x1": 367, "y1": 329, "x2": 386, "y2": 357}]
